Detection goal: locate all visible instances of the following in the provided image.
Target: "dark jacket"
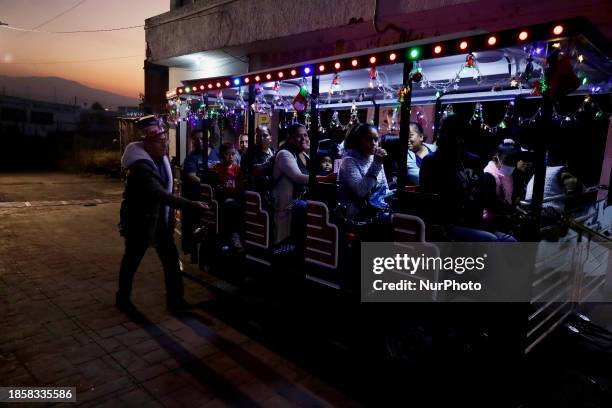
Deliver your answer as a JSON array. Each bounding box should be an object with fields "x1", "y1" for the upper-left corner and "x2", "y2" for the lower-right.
[
  {"x1": 419, "y1": 150, "x2": 485, "y2": 228},
  {"x1": 120, "y1": 142, "x2": 192, "y2": 246},
  {"x1": 240, "y1": 146, "x2": 275, "y2": 175}
]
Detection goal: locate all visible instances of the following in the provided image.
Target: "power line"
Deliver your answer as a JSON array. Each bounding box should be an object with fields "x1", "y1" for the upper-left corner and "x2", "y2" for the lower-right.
[
  {"x1": 0, "y1": 23, "x2": 144, "y2": 34},
  {"x1": 30, "y1": 0, "x2": 88, "y2": 30},
  {"x1": 1, "y1": 0, "x2": 239, "y2": 34},
  {"x1": 2, "y1": 54, "x2": 144, "y2": 65}
]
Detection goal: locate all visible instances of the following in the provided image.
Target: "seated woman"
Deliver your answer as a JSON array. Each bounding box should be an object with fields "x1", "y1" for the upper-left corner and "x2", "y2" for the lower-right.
[
  {"x1": 212, "y1": 142, "x2": 245, "y2": 252},
  {"x1": 420, "y1": 115, "x2": 515, "y2": 242},
  {"x1": 407, "y1": 122, "x2": 436, "y2": 186},
  {"x1": 272, "y1": 123, "x2": 310, "y2": 244},
  {"x1": 338, "y1": 124, "x2": 390, "y2": 221},
  {"x1": 241, "y1": 126, "x2": 275, "y2": 175},
  {"x1": 482, "y1": 139, "x2": 520, "y2": 232},
  {"x1": 241, "y1": 125, "x2": 276, "y2": 193}
]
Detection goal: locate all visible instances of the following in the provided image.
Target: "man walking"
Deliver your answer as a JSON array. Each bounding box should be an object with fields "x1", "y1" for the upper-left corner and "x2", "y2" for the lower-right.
[{"x1": 117, "y1": 116, "x2": 208, "y2": 314}]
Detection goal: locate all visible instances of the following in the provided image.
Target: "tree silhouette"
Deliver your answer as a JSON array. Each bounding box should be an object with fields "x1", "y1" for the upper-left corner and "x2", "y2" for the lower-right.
[{"x1": 91, "y1": 101, "x2": 105, "y2": 111}]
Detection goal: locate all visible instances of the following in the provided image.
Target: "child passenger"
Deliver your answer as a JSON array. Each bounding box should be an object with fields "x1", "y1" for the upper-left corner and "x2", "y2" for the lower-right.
[
  {"x1": 318, "y1": 155, "x2": 334, "y2": 176},
  {"x1": 212, "y1": 142, "x2": 245, "y2": 252}
]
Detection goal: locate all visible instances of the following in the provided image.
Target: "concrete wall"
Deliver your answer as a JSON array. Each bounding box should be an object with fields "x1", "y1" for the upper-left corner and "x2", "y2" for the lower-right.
[
  {"x1": 146, "y1": 0, "x2": 611, "y2": 68},
  {"x1": 143, "y1": 61, "x2": 169, "y2": 114}
]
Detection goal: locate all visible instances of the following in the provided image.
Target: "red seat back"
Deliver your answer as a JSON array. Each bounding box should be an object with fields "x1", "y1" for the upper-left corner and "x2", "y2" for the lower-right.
[
  {"x1": 305, "y1": 201, "x2": 339, "y2": 269},
  {"x1": 391, "y1": 213, "x2": 426, "y2": 243},
  {"x1": 244, "y1": 191, "x2": 270, "y2": 249}
]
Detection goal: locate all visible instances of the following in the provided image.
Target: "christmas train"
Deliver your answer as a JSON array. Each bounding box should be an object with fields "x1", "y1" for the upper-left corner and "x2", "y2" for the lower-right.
[{"x1": 160, "y1": 17, "x2": 611, "y2": 358}]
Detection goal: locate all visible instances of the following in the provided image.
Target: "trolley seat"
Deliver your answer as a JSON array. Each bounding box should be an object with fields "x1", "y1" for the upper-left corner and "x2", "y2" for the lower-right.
[
  {"x1": 304, "y1": 200, "x2": 341, "y2": 289},
  {"x1": 244, "y1": 190, "x2": 272, "y2": 267},
  {"x1": 391, "y1": 213, "x2": 442, "y2": 301}
]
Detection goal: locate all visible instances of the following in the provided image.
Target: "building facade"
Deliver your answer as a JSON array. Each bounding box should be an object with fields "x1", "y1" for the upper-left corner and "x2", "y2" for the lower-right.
[
  {"x1": 143, "y1": 0, "x2": 611, "y2": 111},
  {"x1": 0, "y1": 95, "x2": 80, "y2": 138}
]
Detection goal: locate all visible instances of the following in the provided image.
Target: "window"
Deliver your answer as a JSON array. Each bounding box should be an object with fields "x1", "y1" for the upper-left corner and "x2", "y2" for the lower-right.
[
  {"x1": 30, "y1": 111, "x2": 54, "y2": 125},
  {"x1": 0, "y1": 108, "x2": 27, "y2": 122}
]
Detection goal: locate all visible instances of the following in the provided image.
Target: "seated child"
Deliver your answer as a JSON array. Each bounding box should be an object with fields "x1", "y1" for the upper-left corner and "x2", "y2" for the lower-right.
[
  {"x1": 318, "y1": 155, "x2": 334, "y2": 176},
  {"x1": 212, "y1": 142, "x2": 245, "y2": 252}
]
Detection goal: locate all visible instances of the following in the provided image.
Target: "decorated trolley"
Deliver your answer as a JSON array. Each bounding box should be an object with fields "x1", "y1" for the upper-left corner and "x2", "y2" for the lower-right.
[{"x1": 164, "y1": 17, "x2": 611, "y2": 356}]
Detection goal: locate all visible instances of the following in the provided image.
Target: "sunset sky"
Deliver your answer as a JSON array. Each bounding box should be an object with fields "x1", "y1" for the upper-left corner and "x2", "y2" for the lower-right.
[{"x1": 0, "y1": 0, "x2": 169, "y2": 99}]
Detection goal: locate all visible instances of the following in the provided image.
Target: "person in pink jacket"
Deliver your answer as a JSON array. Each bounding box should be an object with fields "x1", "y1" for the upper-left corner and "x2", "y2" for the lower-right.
[{"x1": 482, "y1": 139, "x2": 519, "y2": 232}]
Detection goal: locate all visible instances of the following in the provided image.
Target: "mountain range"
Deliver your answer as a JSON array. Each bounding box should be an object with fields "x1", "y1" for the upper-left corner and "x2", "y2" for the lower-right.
[{"x1": 0, "y1": 75, "x2": 140, "y2": 109}]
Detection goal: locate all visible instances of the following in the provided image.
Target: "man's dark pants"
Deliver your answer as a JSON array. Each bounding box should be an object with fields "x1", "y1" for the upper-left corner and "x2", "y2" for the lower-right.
[{"x1": 117, "y1": 224, "x2": 184, "y2": 305}]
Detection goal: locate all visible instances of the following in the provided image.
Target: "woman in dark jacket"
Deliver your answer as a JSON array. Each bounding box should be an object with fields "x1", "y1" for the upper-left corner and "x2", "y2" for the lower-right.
[{"x1": 420, "y1": 115, "x2": 515, "y2": 242}]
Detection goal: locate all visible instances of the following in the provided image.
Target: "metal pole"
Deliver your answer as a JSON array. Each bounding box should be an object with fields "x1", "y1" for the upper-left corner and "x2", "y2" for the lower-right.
[
  {"x1": 397, "y1": 61, "x2": 413, "y2": 190},
  {"x1": 373, "y1": 100, "x2": 380, "y2": 128},
  {"x1": 175, "y1": 119, "x2": 181, "y2": 165},
  {"x1": 433, "y1": 96, "x2": 442, "y2": 142},
  {"x1": 201, "y1": 94, "x2": 209, "y2": 176},
  {"x1": 309, "y1": 73, "x2": 320, "y2": 186},
  {"x1": 531, "y1": 96, "x2": 551, "y2": 234},
  {"x1": 247, "y1": 85, "x2": 255, "y2": 148}
]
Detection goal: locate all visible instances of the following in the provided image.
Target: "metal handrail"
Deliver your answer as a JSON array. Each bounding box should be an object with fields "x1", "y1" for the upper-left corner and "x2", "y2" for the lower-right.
[
  {"x1": 565, "y1": 217, "x2": 612, "y2": 242},
  {"x1": 520, "y1": 185, "x2": 606, "y2": 207}
]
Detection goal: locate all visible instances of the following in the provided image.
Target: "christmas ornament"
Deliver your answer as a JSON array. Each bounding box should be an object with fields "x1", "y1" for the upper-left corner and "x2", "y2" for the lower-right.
[
  {"x1": 546, "y1": 52, "x2": 579, "y2": 100},
  {"x1": 398, "y1": 85, "x2": 409, "y2": 103},
  {"x1": 369, "y1": 67, "x2": 378, "y2": 89},
  {"x1": 292, "y1": 78, "x2": 309, "y2": 112},
  {"x1": 234, "y1": 88, "x2": 248, "y2": 110},
  {"x1": 531, "y1": 78, "x2": 547, "y2": 96},
  {"x1": 272, "y1": 81, "x2": 282, "y2": 106},
  {"x1": 251, "y1": 85, "x2": 270, "y2": 113},
  {"x1": 465, "y1": 53, "x2": 476, "y2": 68},
  {"x1": 330, "y1": 111, "x2": 340, "y2": 128},
  {"x1": 215, "y1": 90, "x2": 226, "y2": 111},
  {"x1": 521, "y1": 56, "x2": 535, "y2": 82},
  {"x1": 330, "y1": 74, "x2": 341, "y2": 94},
  {"x1": 470, "y1": 102, "x2": 483, "y2": 124},
  {"x1": 349, "y1": 100, "x2": 358, "y2": 125}
]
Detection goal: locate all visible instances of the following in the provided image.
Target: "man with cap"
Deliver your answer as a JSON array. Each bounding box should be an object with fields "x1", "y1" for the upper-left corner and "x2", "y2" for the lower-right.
[{"x1": 117, "y1": 115, "x2": 209, "y2": 314}]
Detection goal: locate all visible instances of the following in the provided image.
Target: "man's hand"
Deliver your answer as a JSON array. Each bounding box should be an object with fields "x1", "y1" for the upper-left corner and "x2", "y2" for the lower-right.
[{"x1": 191, "y1": 201, "x2": 210, "y2": 215}]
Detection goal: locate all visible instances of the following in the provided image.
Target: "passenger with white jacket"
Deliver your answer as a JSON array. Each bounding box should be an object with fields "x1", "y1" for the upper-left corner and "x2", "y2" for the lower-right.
[{"x1": 272, "y1": 123, "x2": 310, "y2": 244}]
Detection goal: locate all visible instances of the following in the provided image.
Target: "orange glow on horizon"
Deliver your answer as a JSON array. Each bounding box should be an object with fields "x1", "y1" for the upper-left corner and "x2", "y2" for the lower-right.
[{"x1": 0, "y1": 0, "x2": 170, "y2": 104}]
